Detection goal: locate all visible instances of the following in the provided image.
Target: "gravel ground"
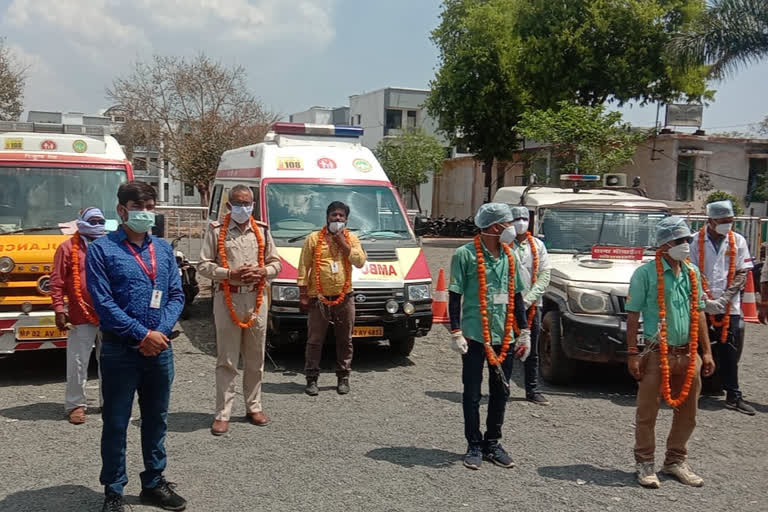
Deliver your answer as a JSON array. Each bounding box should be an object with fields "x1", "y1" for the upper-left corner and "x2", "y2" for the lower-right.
[{"x1": 1, "y1": 240, "x2": 767, "y2": 512}]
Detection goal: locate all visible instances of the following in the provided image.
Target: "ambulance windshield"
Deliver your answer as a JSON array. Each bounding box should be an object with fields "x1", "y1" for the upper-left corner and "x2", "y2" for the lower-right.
[
  {"x1": 0, "y1": 167, "x2": 128, "y2": 234},
  {"x1": 265, "y1": 183, "x2": 412, "y2": 241}
]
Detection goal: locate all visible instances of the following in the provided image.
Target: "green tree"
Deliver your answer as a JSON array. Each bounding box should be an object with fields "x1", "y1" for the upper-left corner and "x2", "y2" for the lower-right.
[
  {"x1": 0, "y1": 38, "x2": 27, "y2": 121},
  {"x1": 517, "y1": 102, "x2": 650, "y2": 176},
  {"x1": 669, "y1": 0, "x2": 768, "y2": 79},
  {"x1": 374, "y1": 129, "x2": 446, "y2": 211},
  {"x1": 705, "y1": 190, "x2": 744, "y2": 215}
]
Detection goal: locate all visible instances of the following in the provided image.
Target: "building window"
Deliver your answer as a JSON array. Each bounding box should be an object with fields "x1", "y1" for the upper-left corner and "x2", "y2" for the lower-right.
[
  {"x1": 163, "y1": 183, "x2": 169, "y2": 201},
  {"x1": 356, "y1": 114, "x2": 361, "y2": 125},
  {"x1": 184, "y1": 183, "x2": 195, "y2": 197},
  {"x1": 676, "y1": 156, "x2": 695, "y2": 201},
  {"x1": 133, "y1": 157, "x2": 147, "y2": 171},
  {"x1": 113, "y1": 116, "x2": 126, "y2": 123},
  {"x1": 406, "y1": 110, "x2": 417, "y2": 129},
  {"x1": 385, "y1": 109, "x2": 402, "y2": 133},
  {"x1": 748, "y1": 158, "x2": 768, "y2": 202}
]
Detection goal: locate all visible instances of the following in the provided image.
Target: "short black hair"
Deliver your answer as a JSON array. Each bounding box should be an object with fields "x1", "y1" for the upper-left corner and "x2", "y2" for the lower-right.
[
  {"x1": 118, "y1": 181, "x2": 157, "y2": 206},
  {"x1": 327, "y1": 201, "x2": 350, "y2": 217}
]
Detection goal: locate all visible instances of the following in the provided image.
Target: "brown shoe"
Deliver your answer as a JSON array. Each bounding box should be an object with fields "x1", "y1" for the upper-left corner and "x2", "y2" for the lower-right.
[
  {"x1": 246, "y1": 411, "x2": 270, "y2": 426},
  {"x1": 68, "y1": 407, "x2": 86, "y2": 425},
  {"x1": 210, "y1": 419, "x2": 229, "y2": 436}
]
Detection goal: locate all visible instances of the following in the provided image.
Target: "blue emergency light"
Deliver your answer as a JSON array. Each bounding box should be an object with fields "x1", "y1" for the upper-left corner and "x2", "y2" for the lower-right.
[
  {"x1": 272, "y1": 122, "x2": 364, "y2": 138},
  {"x1": 559, "y1": 174, "x2": 601, "y2": 181}
]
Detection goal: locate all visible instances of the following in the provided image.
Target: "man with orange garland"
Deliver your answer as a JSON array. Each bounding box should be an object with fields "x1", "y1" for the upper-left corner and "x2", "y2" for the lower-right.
[
  {"x1": 199, "y1": 185, "x2": 281, "y2": 436},
  {"x1": 50, "y1": 206, "x2": 106, "y2": 424},
  {"x1": 690, "y1": 200, "x2": 755, "y2": 415},
  {"x1": 298, "y1": 201, "x2": 367, "y2": 396},
  {"x1": 448, "y1": 203, "x2": 530, "y2": 470},
  {"x1": 626, "y1": 216, "x2": 715, "y2": 489}
]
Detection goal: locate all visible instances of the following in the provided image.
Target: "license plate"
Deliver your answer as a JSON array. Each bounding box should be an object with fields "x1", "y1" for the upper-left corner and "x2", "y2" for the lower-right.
[
  {"x1": 352, "y1": 326, "x2": 384, "y2": 338},
  {"x1": 16, "y1": 326, "x2": 68, "y2": 340}
]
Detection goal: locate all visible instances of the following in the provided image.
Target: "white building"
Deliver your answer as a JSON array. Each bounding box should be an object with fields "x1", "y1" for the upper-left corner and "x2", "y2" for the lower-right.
[{"x1": 289, "y1": 106, "x2": 350, "y2": 125}]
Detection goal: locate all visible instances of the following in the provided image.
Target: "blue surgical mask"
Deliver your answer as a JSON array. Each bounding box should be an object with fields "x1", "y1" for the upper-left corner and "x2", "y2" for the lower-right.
[
  {"x1": 125, "y1": 210, "x2": 155, "y2": 233},
  {"x1": 231, "y1": 204, "x2": 254, "y2": 224}
]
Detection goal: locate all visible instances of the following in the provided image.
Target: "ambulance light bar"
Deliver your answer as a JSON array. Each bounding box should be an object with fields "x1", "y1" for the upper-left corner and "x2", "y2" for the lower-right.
[
  {"x1": 0, "y1": 121, "x2": 109, "y2": 136},
  {"x1": 272, "y1": 122, "x2": 364, "y2": 138},
  {"x1": 559, "y1": 174, "x2": 601, "y2": 181}
]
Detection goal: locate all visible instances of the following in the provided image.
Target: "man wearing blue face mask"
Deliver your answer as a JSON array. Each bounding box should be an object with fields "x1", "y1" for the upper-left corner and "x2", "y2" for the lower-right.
[{"x1": 86, "y1": 181, "x2": 186, "y2": 512}]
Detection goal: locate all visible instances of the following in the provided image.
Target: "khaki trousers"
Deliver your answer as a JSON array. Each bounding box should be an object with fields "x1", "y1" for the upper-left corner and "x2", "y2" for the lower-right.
[
  {"x1": 634, "y1": 350, "x2": 702, "y2": 465},
  {"x1": 213, "y1": 290, "x2": 267, "y2": 421},
  {"x1": 305, "y1": 296, "x2": 355, "y2": 378}
]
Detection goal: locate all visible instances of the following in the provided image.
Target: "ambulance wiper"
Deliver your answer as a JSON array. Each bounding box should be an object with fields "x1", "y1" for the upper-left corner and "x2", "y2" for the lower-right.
[{"x1": 5, "y1": 226, "x2": 63, "y2": 234}]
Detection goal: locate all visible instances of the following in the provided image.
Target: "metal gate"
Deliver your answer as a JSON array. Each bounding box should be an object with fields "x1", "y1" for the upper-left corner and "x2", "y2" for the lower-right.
[{"x1": 156, "y1": 206, "x2": 209, "y2": 264}]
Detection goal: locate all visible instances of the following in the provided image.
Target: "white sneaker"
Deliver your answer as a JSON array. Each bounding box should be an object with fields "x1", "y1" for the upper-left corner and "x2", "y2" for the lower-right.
[
  {"x1": 636, "y1": 462, "x2": 660, "y2": 488},
  {"x1": 661, "y1": 461, "x2": 704, "y2": 487}
]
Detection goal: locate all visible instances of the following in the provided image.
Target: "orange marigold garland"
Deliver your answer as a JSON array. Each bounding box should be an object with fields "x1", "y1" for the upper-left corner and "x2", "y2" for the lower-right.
[
  {"x1": 655, "y1": 250, "x2": 700, "y2": 408},
  {"x1": 70, "y1": 232, "x2": 98, "y2": 325},
  {"x1": 314, "y1": 227, "x2": 352, "y2": 306},
  {"x1": 525, "y1": 232, "x2": 539, "y2": 327},
  {"x1": 217, "y1": 213, "x2": 266, "y2": 329},
  {"x1": 698, "y1": 227, "x2": 735, "y2": 342},
  {"x1": 474, "y1": 235, "x2": 518, "y2": 367}
]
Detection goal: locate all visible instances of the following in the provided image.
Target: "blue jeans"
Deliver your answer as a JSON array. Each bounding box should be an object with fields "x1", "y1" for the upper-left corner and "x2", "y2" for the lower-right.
[
  {"x1": 523, "y1": 309, "x2": 541, "y2": 395},
  {"x1": 462, "y1": 339, "x2": 514, "y2": 448},
  {"x1": 99, "y1": 341, "x2": 175, "y2": 497},
  {"x1": 709, "y1": 314, "x2": 742, "y2": 401}
]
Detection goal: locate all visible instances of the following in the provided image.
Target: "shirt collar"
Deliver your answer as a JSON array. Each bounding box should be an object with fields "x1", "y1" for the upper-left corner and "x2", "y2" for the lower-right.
[{"x1": 114, "y1": 225, "x2": 151, "y2": 248}]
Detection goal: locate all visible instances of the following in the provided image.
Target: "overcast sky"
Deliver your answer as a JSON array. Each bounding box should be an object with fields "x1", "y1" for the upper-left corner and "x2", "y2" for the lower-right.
[{"x1": 2, "y1": 0, "x2": 767, "y2": 133}]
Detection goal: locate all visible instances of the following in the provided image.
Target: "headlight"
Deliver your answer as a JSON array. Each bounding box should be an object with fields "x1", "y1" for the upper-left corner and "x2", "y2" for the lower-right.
[
  {"x1": 403, "y1": 302, "x2": 415, "y2": 315},
  {"x1": 407, "y1": 284, "x2": 431, "y2": 301},
  {"x1": 0, "y1": 256, "x2": 14, "y2": 273},
  {"x1": 37, "y1": 276, "x2": 51, "y2": 295},
  {"x1": 385, "y1": 299, "x2": 399, "y2": 314},
  {"x1": 21, "y1": 302, "x2": 33, "y2": 314},
  {"x1": 567, "y1": 287, "x2": 613, "y2": 314},
  {"x1": 273, "y1": 285, "x2": 300, "y2": 302}
]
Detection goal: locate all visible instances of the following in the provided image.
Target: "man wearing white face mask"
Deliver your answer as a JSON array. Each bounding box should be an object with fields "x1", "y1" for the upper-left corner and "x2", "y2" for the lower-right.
[
  {"x1": 690, "y1": 200, "x2": 755, "y2": 415},
  {"x1": 199, "y1": 185, "x2": 282, "y2": 435},
  {"x1": 507, "y1": 206, "x2": 552, "y2": 406}
]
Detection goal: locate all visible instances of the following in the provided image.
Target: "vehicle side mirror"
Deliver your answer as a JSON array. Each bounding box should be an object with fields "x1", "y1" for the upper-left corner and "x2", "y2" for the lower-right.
[
  {"x1": 414, "y1": 215, "x2": 429, "y2": 236},
  {"x1": 152, "y1": 213, "x2": 166, "y2": 238}
]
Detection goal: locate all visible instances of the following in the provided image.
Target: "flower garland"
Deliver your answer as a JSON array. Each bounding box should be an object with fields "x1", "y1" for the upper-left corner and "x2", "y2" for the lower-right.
[
  {"x1": 525, "y1": 232, "x2": 539, "y2": 327},
  {"x1": 475, "y1": 235, "x2": 518, "y2": 366},
  {"x1": 217, "y1": 213, "x2": 266, "y2": 329},
  {"x1": 314, "y1": 226, "x2": 352, "y2": 306},
  {"x1": 655, "y1": 250, "x2": 699, "y2": 408},
  {"x1": 698, "y1": 227, "x2": 735, "y2": 343},
  {"x1": 70, "y1": 232, "x2": 98, "y2": 325}
]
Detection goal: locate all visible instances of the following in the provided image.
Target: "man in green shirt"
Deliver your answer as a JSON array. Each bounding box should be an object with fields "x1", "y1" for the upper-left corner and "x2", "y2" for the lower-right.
[
  {"x1": 626, "y1": 216, "x2": 715, "y2": 489},
  {"x1": 448, "y1": 203, "x2": 531, "y2": 470}
]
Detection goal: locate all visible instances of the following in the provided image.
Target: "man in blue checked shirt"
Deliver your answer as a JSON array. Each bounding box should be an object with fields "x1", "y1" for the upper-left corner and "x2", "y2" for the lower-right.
[{"x1": 86, "y1": 181, "x2": 186, "y2": 512}]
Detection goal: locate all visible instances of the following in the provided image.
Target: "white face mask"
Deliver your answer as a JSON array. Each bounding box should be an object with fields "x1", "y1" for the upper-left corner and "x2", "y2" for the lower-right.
[
  {"x1": 500, "y1": 226, "x2": 516, "y2": 245},
  {"x1": 230, "y1": 204, "x2": 254, "y2": 224},
  {"x1": 715, "y1": 222, "x2": 732, "y2": 236},
  {"x1": 328, "y1": 221, "x2": 345, "y2": 234},
  {"x1": 513, "y1": 219, "x2": 529, "y2": 235},
  {"x1": 667, "y1": 242, "x2": 691, "y2": 261}
]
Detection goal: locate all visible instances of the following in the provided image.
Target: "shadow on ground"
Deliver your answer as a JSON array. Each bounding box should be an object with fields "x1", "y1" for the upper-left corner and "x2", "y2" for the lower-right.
[
  {"x1": 538, "y1": 464, "x2": 635, "y2": 487},
  {"x1": 0, "y1": 401, "x2": 63, "y2": 421},
  {"x1": 365, "y1": 446, "x2": 462, "y2": 469},
  {"x1": 0, "y1": 485, "x2": 104, "y2": 512}
]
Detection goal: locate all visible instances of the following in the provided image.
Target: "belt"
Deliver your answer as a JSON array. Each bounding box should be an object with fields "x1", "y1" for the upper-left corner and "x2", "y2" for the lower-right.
[{"x1": 219, "y1": 283, "x2": 257, "y2": 294}]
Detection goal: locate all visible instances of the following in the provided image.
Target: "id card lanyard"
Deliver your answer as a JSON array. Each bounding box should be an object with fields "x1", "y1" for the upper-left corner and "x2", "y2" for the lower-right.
[{"x1": 124, "y1": 240, "x2": 162, "y2": 308}]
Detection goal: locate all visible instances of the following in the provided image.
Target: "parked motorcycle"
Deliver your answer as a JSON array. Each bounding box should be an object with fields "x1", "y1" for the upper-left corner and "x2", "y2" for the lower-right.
[{"x1": 172, "y1": 236, "x2": 199, "y2": 319}]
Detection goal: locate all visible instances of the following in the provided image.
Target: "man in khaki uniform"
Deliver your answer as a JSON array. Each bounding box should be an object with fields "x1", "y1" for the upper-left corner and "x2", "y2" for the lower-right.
[{"x1": 199, "y1": 185, "x2": 281, "y2": 436}]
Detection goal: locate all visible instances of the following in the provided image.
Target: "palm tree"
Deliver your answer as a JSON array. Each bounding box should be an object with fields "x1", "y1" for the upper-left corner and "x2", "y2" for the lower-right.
[{"x1": 669, "y1": 0, "x2": 768, "y2": 79}]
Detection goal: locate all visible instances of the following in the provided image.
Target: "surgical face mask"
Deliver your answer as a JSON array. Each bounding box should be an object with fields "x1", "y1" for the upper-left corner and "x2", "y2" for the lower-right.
[
  {"x1": 715, "y1": 222, "x2": 732, "y2": 236},
  {"x1": 125, "y1": 210, "x2": 155, "y2": 234},
  {"x1": 667, "y1": 242, "x2": 691, "y2": 261},
  {"x1": 76, "y1": 219, "x2": 105, "y2": 239},
  {"x1": 513, "y1": 219, "x2": 529, "y2": 235},
  {"x1": 500, "y1": 226, "x2": 516, "y2": 245},
  {"x1": 230, "y1": 204, "x2": 253, "y2": 224},
  {"x1": 328, "y1": 221, "x2": 345, "y2": 234}
]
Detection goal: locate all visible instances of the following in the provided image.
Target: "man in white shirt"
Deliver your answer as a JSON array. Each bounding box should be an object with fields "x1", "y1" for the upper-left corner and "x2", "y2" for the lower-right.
[{"x1": 690, "y1": 200, "x2": 755, "y2": 416}]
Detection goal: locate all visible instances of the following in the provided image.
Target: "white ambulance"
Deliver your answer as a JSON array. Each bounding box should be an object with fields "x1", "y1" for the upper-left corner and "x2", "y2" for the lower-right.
[{"x1": 209, "y1": 123, "x2": 434, "y2": 356}]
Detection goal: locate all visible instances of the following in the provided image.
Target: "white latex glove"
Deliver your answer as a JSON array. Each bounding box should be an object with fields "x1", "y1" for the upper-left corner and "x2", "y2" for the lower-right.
[
  {"x1": 704, "y1": 298, "x2": 726, "y2": 315},
  {"x1": 451, "y1": 330, "x2": 468, "y2": 354},
  {"x1": 515, "y1": 329, "x2": 531, "y2": 362}
]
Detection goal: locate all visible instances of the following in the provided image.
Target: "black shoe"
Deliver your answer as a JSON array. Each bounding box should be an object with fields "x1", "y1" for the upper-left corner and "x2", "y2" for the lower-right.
[
  {"x1": 101, "y1": 494, "x2": 124, "y2": 512},
  {"x1": 463, "y1": 445, "x2": 483, "y2": 470},
  {"x1": 337, "y1": 376, "x2": 350, "y2": 395},
  {"x1": 725, "y1": 397, "x2": 756, "y2": 416},
  {"x1": 526, "y1": 392, "x2": 551, "y2": 406},
  {"x1": 140, "y1": 480, "x2": 187, "y2": 511},
  {"x1": 305, "y1": 377, "x2": 319, "y2": 396},
  {"x1": 483, "y1": 443, "x2": 515, "y2": 468}
]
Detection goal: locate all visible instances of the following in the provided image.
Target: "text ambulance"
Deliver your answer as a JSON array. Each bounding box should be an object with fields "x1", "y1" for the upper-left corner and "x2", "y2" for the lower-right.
[
  {"x1": 0, "y1": 121, "x2": 132, "y2": 354},
  {"x1": 210, "y1": 123, "x2": 433, "y2": 356}
]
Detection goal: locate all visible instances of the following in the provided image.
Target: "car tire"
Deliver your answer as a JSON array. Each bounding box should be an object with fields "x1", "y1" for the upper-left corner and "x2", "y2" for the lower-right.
[
  {"x1": 389, "y1": 336, "x2": 415, "y2": 357},
  {"x1": 540, "y1": 310, "x2": 573, "y2": 385}
]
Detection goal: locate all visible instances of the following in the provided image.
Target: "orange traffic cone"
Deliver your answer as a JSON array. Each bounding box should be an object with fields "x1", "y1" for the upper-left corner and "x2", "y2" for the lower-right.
[
  {"x1": 742, "y1": 270, "x2": 759, "y2": 323},
  {"x1": 432, "y1": 268, "x2": 450, "y2": 324}
]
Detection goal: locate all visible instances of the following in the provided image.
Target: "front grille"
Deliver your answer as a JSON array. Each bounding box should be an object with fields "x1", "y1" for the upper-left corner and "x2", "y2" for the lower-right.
[
  {"x1": 364, "y1": 248, "x2": 398, "y2": 261},
  {"x1": 353, "y1": 288, "x2": 402, "y2": 315}
]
